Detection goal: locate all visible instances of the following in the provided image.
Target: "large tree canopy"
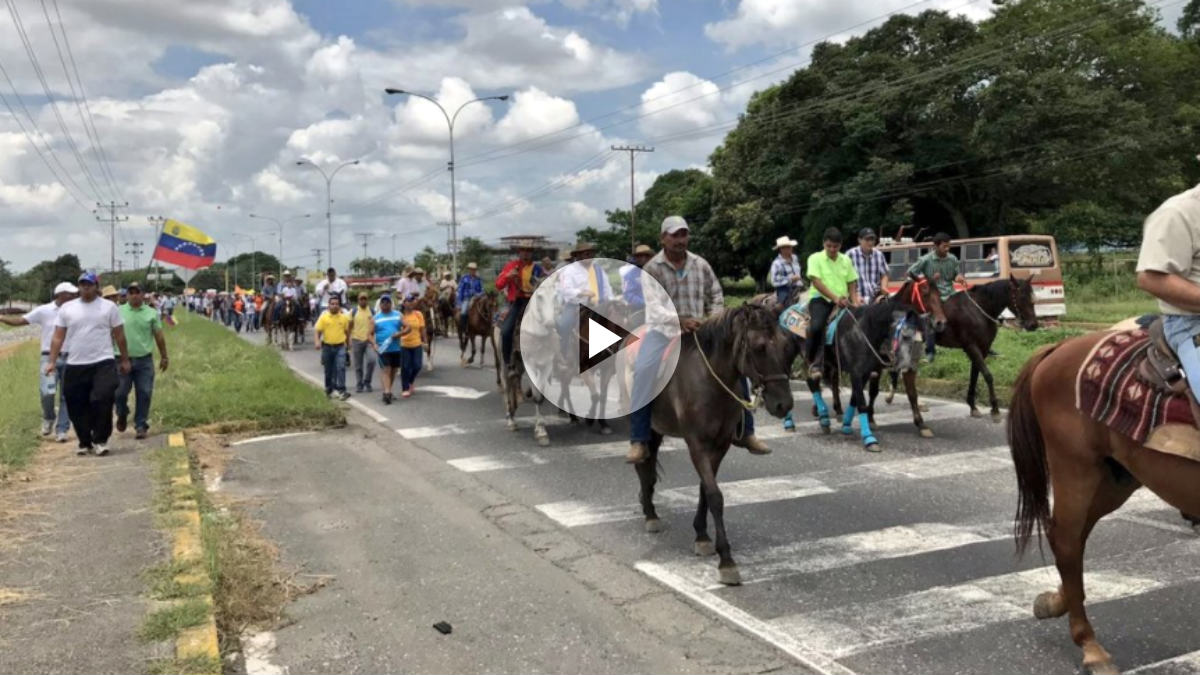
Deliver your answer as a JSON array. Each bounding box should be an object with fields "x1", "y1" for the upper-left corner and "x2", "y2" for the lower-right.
[{"x1": 697, "y1": 0, "x2": 1200, "y2": 276}]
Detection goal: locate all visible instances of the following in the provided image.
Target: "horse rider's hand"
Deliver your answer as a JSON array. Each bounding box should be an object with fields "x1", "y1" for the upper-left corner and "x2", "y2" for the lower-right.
[
  {"x1": 681, "y1": 317, "x2": 702, "y2": 333},
  {"x1": 836, "y1": 296, "x2": 850, "y2": 308}
]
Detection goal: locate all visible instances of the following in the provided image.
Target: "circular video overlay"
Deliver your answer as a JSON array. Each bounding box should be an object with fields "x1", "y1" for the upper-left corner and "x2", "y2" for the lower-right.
[{"x1": 519, "y1": 258, "x2": 681, "y2": 420}]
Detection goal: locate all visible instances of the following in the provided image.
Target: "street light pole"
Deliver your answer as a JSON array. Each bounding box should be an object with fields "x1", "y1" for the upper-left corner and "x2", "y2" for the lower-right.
[
  {"x1": 296, "y1": 159, "x2": 359, "y2": 271},
  {"x1": 384, "y1": 88, "x2": 509, "y2": 276},
  {"x1": 249, "y1": 212, "x2": 311, "y2": 278}
]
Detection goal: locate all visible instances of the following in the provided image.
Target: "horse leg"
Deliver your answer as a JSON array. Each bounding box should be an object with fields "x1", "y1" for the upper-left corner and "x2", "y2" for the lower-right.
[
  {"x1": 905, "y1": 370, "x2": 933, "y2": 438},
  {"x1": 885, "y1": 370, "x2": 898, "y2": 404},
  {"x1": 693, "y1": 482, "x2": 713, "y2": 556},
  {"x1": 1036, "y1": 456, "x2": 1125, "y2": 675},
  {"x1": 533, "y1": 403, "x2": 549, "y2": 447},
  {"x1": 638, "y1": 434, "x2": 663, "y2": 533},
  {"x1": 867, "y1": 373, "x2": 880, "y2": 427},
  {"x1": 827, "y1": 361, "x2": 844, "y2": 418},
  {"x1": 846, "y1": 374, "x2": 880, "y2": 451},
  {"x1": 597, "y1": 369, "x2": 613, "y2": 435},
  {"x1": 807, "y1": 378, "x2": 831, "y2": 432},
  {"x1": 690, "y1": 445, "x2": 739, "y2": 586},
  {"x1": 967, "y1": 359, "x2": 982, "y2": 418}
]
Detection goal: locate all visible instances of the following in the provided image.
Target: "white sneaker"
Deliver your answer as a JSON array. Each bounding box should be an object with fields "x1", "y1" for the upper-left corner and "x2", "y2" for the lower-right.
[
  {"x1": 93, "y1": 443, "x2": 109, "y2": 456},
  {"x1": 55, "y1": 432, "x2": 68, "y2": 443},
  {"x1": 41, "y1": 420, "x2": 52, "y2": 435}
]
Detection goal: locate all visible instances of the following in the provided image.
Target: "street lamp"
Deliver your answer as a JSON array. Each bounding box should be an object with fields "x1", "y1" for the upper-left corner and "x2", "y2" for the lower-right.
[
  {"x1": 249, "y1": 212, "x2": 311, "y2": 277},
  {"x1": 384, "y1": 87, "x2": 510, "y2": 276},
  {"x1": 295, "y1": 158, "x2": 359, "y2": 271}
]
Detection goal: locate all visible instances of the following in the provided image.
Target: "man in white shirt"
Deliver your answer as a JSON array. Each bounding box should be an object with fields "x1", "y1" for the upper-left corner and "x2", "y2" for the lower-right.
[
  {"x1": 395, "y1": 268, "x2": 429, "y2": 300},
  {"x1": 314, "y1": 267, "x2": 348, "y2": 315},
  {"x1": 555, "y1": 241, "x2": 613, "y2": 359},
  {"x1": 1, "y1": 281, "x2": 78, "y2": 441},
  {"x1": 45, "y1": 272, "x2": 132, "y2": 456}
]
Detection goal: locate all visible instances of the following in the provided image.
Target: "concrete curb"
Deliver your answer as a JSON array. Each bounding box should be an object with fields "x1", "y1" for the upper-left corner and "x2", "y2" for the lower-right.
[{"x1": 165, "y1": 432, "x2": 220, "y2": 663}]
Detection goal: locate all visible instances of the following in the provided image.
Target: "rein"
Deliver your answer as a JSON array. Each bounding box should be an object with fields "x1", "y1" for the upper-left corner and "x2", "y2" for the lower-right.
[
  {"x1": 843, "y1": 309, "x2": 893, "y2": 368},
  {"x1": 957, "y1": 284, "x2": 1005, "y2": 327},
  {"x1": 690, "y1": 328, "x2": 788, "y2": 412}
]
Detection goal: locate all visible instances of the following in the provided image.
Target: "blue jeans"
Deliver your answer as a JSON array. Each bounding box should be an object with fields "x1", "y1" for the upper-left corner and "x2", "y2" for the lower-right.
[
  {"x1": 400, "y1": 346, "x2": 423, "y2": 391},
  {"x1": 39, "y1": 353, "x2": 70, "y2": 434},
  {"x1": 321, "y1": 344, "x2": 347, "y2": 394},
  {"x1": 628, "y1": 330, "x2": 755, "y2": 442},
  {"x1": 1164, "y1": 315, "x2": 1200, "y2": 395},
  {"x1": 775, "y1": 287, "x2": 791, "y2": 305},
  {"x1": 115, "y1": 355, "x2": 156, "y2": 431},
  {"x1": 501, "y1": 297, "x2": 528, "y2": 366}
]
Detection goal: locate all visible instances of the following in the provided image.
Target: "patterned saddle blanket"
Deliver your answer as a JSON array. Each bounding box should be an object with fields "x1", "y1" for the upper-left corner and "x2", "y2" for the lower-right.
[{"x1": 1076, "y1": 329, "x2": 1198, "y2": 457}]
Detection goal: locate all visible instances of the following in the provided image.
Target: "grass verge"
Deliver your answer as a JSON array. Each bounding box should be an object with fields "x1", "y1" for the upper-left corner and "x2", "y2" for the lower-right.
[
  {"x1": 152, "y1": 313, "x2": 343, "y2": 433},
  {"x1": 0, "y1": 342, "x2": 41, "y2": 475}
]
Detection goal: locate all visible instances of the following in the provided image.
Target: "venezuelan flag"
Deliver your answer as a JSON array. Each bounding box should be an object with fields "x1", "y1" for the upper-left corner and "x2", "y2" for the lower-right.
[{"x1": 153, "y1": 219, "x2": 217, "y2": 269}]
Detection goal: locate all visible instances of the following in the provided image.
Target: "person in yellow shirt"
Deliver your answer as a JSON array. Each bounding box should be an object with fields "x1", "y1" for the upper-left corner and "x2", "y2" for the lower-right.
[
  {"x1": 349, "y1": 292, "x2": 376, "y2": 393},
  {"x1": 315, "y1": 296, "x2": 353, "y2": 400},
  {"x1": 399, "y1": 293, "x2": 427, "y2": 398}
]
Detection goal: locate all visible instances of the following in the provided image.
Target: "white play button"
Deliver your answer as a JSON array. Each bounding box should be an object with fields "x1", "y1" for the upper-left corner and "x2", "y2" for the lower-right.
[{"x1": 588, "y1": 318, "x2": 622, "y2": 359}]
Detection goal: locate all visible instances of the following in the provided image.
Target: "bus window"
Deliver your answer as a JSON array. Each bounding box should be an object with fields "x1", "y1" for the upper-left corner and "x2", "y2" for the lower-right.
[
  {"x1": 1008, "y1": 240, "x2": 1055, "y2": 268},
  {"x1": 885, "y1": 248, "x2": 914, "y2": 281},
  {"x1": 962, "y1": 242, "x2": 1000, "y2": 279}
]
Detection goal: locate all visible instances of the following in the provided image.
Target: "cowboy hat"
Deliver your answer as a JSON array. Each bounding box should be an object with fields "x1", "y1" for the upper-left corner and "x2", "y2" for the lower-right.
[
  {"x1": 571, "y1": 240, "x2": 597, "y2": 255},
  {"x1": 774, "y1": 235, "x2": 799, "y2": 249},
  {"x1": 466, "y1": 262, "x2": 478, "y2": 270},
  {"x1": 633, "y1": 244, "x2": 654, "y2": 256},
  {"x1": 412, "y1": 267, "x2": 425, "y2": 275},
  {"x1": 100, "y1": 285, "x2": 119, "y2": 298}
]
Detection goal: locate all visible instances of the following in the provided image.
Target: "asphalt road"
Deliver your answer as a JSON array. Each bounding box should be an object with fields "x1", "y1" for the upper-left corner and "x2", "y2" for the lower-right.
[{"x1": 234, "y1": 321, "x2": 1200, "y2": 675}]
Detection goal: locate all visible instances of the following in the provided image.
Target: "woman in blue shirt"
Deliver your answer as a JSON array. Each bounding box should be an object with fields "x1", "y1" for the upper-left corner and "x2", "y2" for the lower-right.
[{"x1": 372, "y1": 294, "x2": 403, "y2": 404}]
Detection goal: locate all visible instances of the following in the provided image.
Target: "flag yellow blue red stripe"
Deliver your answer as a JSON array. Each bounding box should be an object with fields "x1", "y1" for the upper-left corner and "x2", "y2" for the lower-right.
[{"x1": 153, "y1": 219, "x2": 217, "y2": 269}]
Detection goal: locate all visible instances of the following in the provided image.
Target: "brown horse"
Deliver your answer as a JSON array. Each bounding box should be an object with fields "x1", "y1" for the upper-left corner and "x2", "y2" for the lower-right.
[
  {"x1": 436, "y1": 287, "x2": 456, "y2": 337},
  {"x1": 636, "y1": 304, "x2": 796, "y2": 585},
  {"x1": 417, "y1": 286, "x2": 439, "y2": 370},
  {"x1": 1009, "y1": 334, "x2": 1200, "y2": 675},
  {"x1": 459, "y1": 291, "x2": 500, "y2": 385}
]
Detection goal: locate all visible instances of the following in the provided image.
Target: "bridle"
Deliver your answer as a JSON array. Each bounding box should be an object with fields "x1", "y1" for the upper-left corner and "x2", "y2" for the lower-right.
[{"x1": 693, "y1": 311, "x2": 789, "y2": 411}]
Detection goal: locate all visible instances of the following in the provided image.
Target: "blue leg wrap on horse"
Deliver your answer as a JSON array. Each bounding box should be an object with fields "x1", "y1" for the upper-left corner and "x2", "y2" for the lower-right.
[
  {"x1": 841, "y1": 406, "x2": 857, "y2": 435},
  {"x1": 859, "y1": 412, "x2": 877, "y2": 446},
  {"x1": 814, "y1": 393, "x2": 829, "y2": 426},
  {"x1": 783, "y1": 411, "x2": 794, "y2": 430}
]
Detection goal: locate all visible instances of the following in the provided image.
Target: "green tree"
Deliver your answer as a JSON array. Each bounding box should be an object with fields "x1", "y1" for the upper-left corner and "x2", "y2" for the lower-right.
[
  {"x1": 1181, "y1": 0, "x2": 1200, "y2": 39},
  {"x1": 457, "y1": 237, "x2": 493, "y2": 272},
  {"x1": 413, "y1": 246, "x2": 449, "y2": 274},
  {"x1": 18, "y1": 254, "x2": 82, "y2": 302},
  {"x1": 0, "y1": 259, "x2": 14, "y2": 305}
]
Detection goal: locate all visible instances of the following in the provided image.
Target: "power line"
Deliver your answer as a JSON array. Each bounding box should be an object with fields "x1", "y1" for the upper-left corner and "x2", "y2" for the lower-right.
[
  {"x1": 4, "y1": 0, "x2": 109, "y2": 201},
  {"x1": 95, "y1": 200, "x2": 129, "y2": 273},
  {"x1": 612, "y1": 145, "x2": 654, "y2": 255},
  {"x1": 42, "y1": 0, "x2": 122, "y2": 202}
]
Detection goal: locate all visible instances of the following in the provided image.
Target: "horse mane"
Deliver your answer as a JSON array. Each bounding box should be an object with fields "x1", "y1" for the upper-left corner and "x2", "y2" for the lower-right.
[
  {"x1": 852, "y1": 299, "x2": 903, "y2": 342},
  {"x1": 692, "y1": 304, "x2": 772, "y2": 354},
  {"x1": 971, "y1": 278, "x2": 1011, "y2": 305}
]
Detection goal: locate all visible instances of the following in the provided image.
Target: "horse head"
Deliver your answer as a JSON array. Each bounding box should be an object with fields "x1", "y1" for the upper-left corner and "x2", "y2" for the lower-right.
[
  {"x1": 1009, "y1": 275, "x2": 1040, "y2": 332},
  {"x1": 728, "y1": 304, "x2": 794, "y2": 419},
  {"x1": 902, "y1": 274, "x2": 948, "y2": 333}
]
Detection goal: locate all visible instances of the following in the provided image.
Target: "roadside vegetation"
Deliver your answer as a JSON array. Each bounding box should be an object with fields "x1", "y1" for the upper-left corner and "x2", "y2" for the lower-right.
[{"x1": 0, "y1": 343, "x2": 42, "y2": 474}]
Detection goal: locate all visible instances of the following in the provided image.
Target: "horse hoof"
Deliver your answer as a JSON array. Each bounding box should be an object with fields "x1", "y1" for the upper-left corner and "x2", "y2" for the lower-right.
[
  {"x1": 694, "y1": 540, "x2": 716, "y2": 557},
  {"x1": 885, "y1": 393, "x2": 894, "y2": 405},
  {"x1": 644, "y1": 518, "x2": 662, "y2": 533},
  {"x1": 864, "y1": 441, "x2": 881, "y2": 453},
  {"x1": 536, "y1": 434, "x2": 550, "y2": 447},
  {"x1": 599, "y1": 425, "x2": 613, "y2": 436},
  {"x1": 991, "y1": 411, "x2": 1003, "y2": 423},
  {"x1": 1033, "y1": 591, "x2": 1066, "y2": 619},
  {"x1": 506, "y1": 420, "x2": 518, "y2": 431},
  {"x1": 919, "y1": 427, "x2": 934, "y2": 438},
  {"x1": 820, "y1": 420, "x2": 831, "y2": 434},
  {"x1": 970, "y1": 408, "x2": 984, "y2": 419},
  {"x1": 841, "y1": 426, "x2": 853, "y2": 436},
  {"x1": 718, "y1": 565, "x2": 742, "y2": 586},
  {"x1": 1083, "y1": 661, "x2": 1120, "y2": 675}
]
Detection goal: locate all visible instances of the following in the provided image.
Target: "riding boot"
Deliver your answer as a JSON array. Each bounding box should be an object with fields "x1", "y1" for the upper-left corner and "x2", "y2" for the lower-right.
[
  {"x1": 626, "y1": 441, "x2": 649, "y2": 464},
  {"x1": 732, "y1": 435, "x2": 771, "y2": 455}
]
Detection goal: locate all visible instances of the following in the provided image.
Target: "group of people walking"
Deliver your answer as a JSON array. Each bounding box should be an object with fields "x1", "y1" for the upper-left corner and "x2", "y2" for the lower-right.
[{"x1": 3, "y1": 273, "x2": 170, "y2": 455}]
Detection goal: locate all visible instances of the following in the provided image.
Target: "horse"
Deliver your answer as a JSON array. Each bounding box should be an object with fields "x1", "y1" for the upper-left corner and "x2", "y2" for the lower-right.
[
  {"x1": 802, "y1": 277, "x2": 947, "y2": 435},
  {"x1": 924, "y1": 276, "x2": 1039, "y2": 421},
  {"x1": 436, "y1": 288, "x2": 456, "y2": 338},
  {"x1": 271, "y1": 297, "x2": 302, "y2": 351},
  {"x1": 748, "y1": 284, "x2": 806, "y2": 312},
  {"x1": 635, "y1": 304, "x2": 795, "y2": 586},
  {"x1": 1008, "y1": 330, "x2": 1200, "y2": 675},
  {"x1": 500, "y1": 290, "x2": 552, "y2": 446},
  {"x1": 806, "y1": 297, "x2": 922, "y2": 451},
  {"x1": 459, "y1": 291, "x2": 499, "y2": 383},
  {"x1": 550, "y1": 297, "x2": 627, "y2": 436},
  {"x1": 417, "y1": 286, "x2": 439, "y2": 371}
]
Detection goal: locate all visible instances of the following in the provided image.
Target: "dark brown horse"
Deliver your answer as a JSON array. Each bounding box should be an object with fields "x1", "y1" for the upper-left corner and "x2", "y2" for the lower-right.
[
  {"x1": 929, "y1": 276, "x2": 1039, "y2": 421},
  {"x1": 636, "y1": 304, "x2": 795, "y2": 585},
  {"x1": 436, "y1": 287, "x2": 456, "y2": 337},
  {"x1": 459, "y1": 291, "x2": 499, "y2": 386},
  {"x1": 1009, "y1": 333, "x2": 1200, "y2": 675},
  {"x1": 265, "y1": 297, "x2": 303, "y2": 351}
]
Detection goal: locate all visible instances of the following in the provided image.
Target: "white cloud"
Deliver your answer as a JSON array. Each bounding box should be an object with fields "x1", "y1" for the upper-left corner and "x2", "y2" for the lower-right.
[
  {"x1": 705, "y1": 0, "x2": 994, "y2": 51},
  {"x1": 493, "y1": 87, "x2": 581, "y2": 145}
]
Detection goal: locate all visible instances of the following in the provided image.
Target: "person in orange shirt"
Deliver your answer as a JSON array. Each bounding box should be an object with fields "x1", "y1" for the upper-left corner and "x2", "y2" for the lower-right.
[
  {"x1": 232, "y1": 294, "x2": 246, "y2": 333},
  {"x1": 399, "y1": 294, "x2": 426, "y2": 398},
  {"x1": 252, "y1": 293, "x2": 265, "y2": 331}
]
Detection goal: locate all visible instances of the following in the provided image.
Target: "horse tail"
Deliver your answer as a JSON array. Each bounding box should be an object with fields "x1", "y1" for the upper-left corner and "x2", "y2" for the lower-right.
[{"x1": 1008, "y1": 342, "x2": 1060, "y2": 557}]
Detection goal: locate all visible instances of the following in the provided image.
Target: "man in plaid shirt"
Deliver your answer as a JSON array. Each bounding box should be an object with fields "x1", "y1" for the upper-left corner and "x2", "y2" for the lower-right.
[
  {"x1": 627, "y1": 216, "x2": 771, "y2": 463},
  {"x1": 846, "y1": 228, "x2": 889, "y2": 303}
]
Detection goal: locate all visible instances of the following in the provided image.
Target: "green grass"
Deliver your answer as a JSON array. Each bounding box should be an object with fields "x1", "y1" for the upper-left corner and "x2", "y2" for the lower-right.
[
  {"x1": 152, "y1": 312, "x2": 343, "y2": 433},
  {"x1": 0, "y1": 342, "x2": 42, "y2": 473},
  {"x1": 137, "y1": 598, "x2": 211, "y2": 642},
  {"x1": 917, "y1": 326, "x2": 1086, "y2": 403}
]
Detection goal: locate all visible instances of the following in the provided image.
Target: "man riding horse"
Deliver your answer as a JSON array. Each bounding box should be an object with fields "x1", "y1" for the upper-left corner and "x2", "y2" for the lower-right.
[
  {"x1": 496, "y1": 239, "x2": 545, "y2": 374},
  {"x1": 627, "y1": 216, "x2": 771, "y2": 463}
]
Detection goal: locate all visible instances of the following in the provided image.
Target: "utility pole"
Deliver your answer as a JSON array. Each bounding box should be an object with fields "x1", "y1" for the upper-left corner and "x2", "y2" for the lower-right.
[
  {"x1": 355, "y1": 232, "x2": 372, "y2": 266},
  {"x1": 312, "y1": 248, "x2": 325, "y2": 271},
  {"x1": 147, "y1": 216, "x2": 167, "y2": 290},
  {"x1": 611, "y1": 145, "x2": 654, "y2": 255},
  {"x1": 94, "y1": 201, "x2": 129, "y2": 272},
  {"x1": 125, "y1": 241, "x2": 144, "y2": 272},
  {"x1": 390, "y1": 233, "x2": 397, "y2": 261}
]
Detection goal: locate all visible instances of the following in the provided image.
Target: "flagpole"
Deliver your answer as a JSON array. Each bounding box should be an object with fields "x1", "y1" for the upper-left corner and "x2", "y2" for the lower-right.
[{"x1": 146, "y1": 216, "x2": 167, "y2": 291}]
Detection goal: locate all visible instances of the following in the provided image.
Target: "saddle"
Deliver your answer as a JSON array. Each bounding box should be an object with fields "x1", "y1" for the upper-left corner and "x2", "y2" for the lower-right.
[
  {"x1": 779, "y1": 302, "x2": 843, "y2": 346},
  {"x1": 1139, "y1": 318, "x2": 1189, "y2": 396}
]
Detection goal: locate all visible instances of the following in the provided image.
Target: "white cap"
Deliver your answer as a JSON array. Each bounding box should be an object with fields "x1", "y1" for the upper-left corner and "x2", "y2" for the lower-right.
[
  {"x1": 661, "y1": 215, "x2": 689, "y2": 235},
  {"x1": 54, "y1": 282, "x2": 79, "y2": 295}
]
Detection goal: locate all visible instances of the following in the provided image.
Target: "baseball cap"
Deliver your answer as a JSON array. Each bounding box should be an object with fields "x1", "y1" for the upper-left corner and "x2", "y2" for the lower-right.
[
  {"x1": 379, "y1": 294, "x2": 393, "y2": 303},
  {"x1": 77, "y1": 271, "x2": 98, "y2": 285},
  {"x1": 54, "y1": 282, "x2": 79, "y2": 295},
  {"x1": 126, "y1": 282, "x2": 142, "y2": 292},
  {"x1": 661, "y1": 215, "x2": 689, "y2": 235},
  {"x1": 858, "y1": 228, "x2": 877, "y2": 240}
]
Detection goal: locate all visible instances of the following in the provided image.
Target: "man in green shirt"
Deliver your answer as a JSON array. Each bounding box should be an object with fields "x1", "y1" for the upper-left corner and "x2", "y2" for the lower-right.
[
  {"x1": 805, "y1": 227, "x2": 859, "y2": 379},
  {"x1": 116, "y1": 283, "x2": 169, "y2": 439},
  {"x1": 907, "y1": 232, "x2": 966, "y2": 362}
]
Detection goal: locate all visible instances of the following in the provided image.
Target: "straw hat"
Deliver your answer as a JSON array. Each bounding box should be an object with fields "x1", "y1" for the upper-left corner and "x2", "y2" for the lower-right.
[
  {"x1": 571, "y1": 240, "x2": 597, "y2": 256},
  {"x1": 466, "y1": 262, "x2": 478, "y2": 270},
  {"x1": 633, "y1": 244, "x2": 654, "y2": 257},
  {"x1": 774, "y1": 235, "x2": 799, "y2": 249},
  {"x1": 412, "y1": 267, "x2": 425, "y2": 275},
  {"x1": 100, "y1": 285, "x2": 119, "y2": 298}
]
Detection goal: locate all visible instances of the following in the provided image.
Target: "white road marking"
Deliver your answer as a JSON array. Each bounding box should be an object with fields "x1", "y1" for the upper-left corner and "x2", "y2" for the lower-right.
[
  {"x1": 346, "y1": 398, "x2": 388, "y2": 423},
  {"x1": 418, "y1": 385, "x2": 490, "y2": 400},
  {"x1": 768, "y1": 538, "x2": 1200, "y2": 660},
  {"x1": 756, "y1": 403, "x2": 975, "y2": 440},
  {"x1": 636, "y1": 561, "x2": 856, "y2": 675},
  {"x1": 1129, "y1": 650, "x2": 1200, "y2": 674},
  {"x1": 242, "y1": 630, "x2": 288, "y2": 675},
  {"x1": 231, "y1": 431, "x2": 317, "y2": 446},
  {"x1": 448, "y1": 438, "x2": 686, "y2": 473},
  {"x1": 656, "y1": 521, "x2": 1012, "y2": 590},
  {"x1": 537, "y1": 446, "x2": 1010, "y2": 528},
  {"x1": 396, "y1": 415, "x2": 569, "y2": 440}
]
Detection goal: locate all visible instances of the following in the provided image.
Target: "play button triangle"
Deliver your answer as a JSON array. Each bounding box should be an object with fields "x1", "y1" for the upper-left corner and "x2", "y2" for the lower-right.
[{"x1": 579, "y1": 305, "x2": 638, "y2": 373}]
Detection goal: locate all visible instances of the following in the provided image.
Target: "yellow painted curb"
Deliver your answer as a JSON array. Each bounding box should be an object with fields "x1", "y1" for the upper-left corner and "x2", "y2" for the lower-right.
[{"x1": 155, "y1": 432, "x2": 221, "y2": 665}]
